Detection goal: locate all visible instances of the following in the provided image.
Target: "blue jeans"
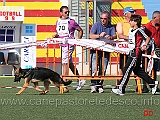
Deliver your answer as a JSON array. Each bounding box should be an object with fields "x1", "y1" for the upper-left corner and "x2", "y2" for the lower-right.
[{"x1": 90, "y1": 51, "x2": 109, "y2": 89}]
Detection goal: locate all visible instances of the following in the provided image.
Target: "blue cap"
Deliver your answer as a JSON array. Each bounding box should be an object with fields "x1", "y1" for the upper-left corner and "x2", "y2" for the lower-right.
[{"x1": 124, "y1": 7, "x2": 135, "y2": 14}]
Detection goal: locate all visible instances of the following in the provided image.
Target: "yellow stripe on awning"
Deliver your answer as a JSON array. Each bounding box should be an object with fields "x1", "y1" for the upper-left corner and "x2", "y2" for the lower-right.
[
  {"x1": 89, "y1": 17, "x2": 93, "y2": 25},
  {"x1": 24, "y1": 17, "x2": 59, "y2": 25},
  {"x1": 111, "y1": 16, "x2": 149, "y2": 24},
  {"x1": 89, "y1": 15, "x2": 149, "y2": 26},
  {"x1": 141, "y1": 17, "x2": 150, "y2": 24},
  {"x1": 37, "y1": 32, "x2": 56, "y2": 40},
  {"x1": 80, "y1": 2, "x2": 144, "y2": 10},
  {"x1": 0, "y1": 2, "x2": 62, "y2": 10},
  {"x1": 80, "y1": 2, "x2": 93, "y2": 10},
  {"x1": 36, "y1": 48, "x2": 61, "y2": 57},
  {"x1": 112, "y1": 2, "x2": 144, "y2": 9},
  {"x1": 36, "y1": 48, "x2": 77, "y2": 57}
]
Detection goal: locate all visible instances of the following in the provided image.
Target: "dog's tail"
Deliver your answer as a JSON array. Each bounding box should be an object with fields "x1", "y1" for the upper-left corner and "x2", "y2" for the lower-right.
[{"x1": 62, "y1": 80, "x2": 72, "y2": 86}]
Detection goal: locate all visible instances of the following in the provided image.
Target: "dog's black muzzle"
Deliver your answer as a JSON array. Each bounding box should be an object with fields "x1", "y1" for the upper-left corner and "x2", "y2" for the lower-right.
[{"x1": 14, "y1": 75, "x2": 21, "y2": 83}]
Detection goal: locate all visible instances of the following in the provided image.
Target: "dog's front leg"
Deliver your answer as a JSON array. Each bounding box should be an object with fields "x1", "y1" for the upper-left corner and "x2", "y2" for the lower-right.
[
  {"x1": 16, "y1": 78, "x2": 29, "y2": 95},
  {"x1": 34, "y1": 82, "x2": 45, "y2": 93}
]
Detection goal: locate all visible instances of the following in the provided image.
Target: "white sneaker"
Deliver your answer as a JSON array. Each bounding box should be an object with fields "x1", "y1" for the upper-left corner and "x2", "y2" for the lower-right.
[
  {"x1": 79, "y1": 80, "x2": 86, "y2": 86},
  {"x1": 98, "y1": 88, "x2": 104, "y2": 93},
  {"x1": 152, "y1": 81, "x2": 159, "y2": 94},
  {"x1": 76, "y1": 86, "x2": 82, "y2": 90},
  {"x1": 75, "y1": 80, "x2": 86, "y2": 90},
  {"x1": 112, "y1": 88, "x2": 124, "y2": 96},
  {"x1": 90, "y1": 86, "x2": 96, "y2": 93}
]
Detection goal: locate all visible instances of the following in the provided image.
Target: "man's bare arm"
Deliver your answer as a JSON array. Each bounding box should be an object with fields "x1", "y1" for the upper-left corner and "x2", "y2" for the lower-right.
[
  {"x1": 77, "y1": 27, "x2": 83, "y2": 39},
  {"x1": 116, "y1": 22, "x2": 129, "y2": 40}
]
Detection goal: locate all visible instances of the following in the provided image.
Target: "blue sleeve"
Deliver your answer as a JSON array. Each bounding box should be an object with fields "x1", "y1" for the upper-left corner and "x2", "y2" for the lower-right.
[
  {"x1": 90, "y1": 23, "x2": 98, "y2": 34},
  {"x1": 110, "y1": 26, "x2": 116, "y2": 36}
]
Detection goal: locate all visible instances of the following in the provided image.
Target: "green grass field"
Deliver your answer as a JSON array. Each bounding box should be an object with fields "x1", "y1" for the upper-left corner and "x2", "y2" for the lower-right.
[{"x1": 0, "y1": 77, "x2": 160, "y2": 120}]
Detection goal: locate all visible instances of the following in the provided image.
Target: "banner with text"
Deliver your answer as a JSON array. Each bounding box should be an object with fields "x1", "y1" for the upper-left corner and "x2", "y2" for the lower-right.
[
  {"x1": 21, "y1": 36, "x2": 36, "y2": 69},
  {"x1": 0, "y1": 6, "x2": 24, "y2": 21}
]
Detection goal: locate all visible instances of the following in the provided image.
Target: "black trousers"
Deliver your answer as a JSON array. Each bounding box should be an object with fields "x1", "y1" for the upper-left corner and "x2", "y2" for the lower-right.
[{"x1": 117, "y1": 50, "x2": 155, "y2": 93}]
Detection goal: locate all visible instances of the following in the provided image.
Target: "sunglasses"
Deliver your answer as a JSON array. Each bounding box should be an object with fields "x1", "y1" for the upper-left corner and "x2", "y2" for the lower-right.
[
  {"x1": 64, "y1": 11, "x2": 70, "y2": 14},
  {"x1": 100, "y1": 17, "x2": 108, "y2": 20},
  {"x1": 129, "y1": 11, "x2": 135, "y2": 13}
]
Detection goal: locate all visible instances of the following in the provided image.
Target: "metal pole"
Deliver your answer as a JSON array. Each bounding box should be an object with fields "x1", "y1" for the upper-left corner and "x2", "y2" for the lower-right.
[
  {"x1": 69, "y1": 0, "x2": 72, "y2": 16},
  {"x1": 3, "y1": 0, "x2": 6, "y2": 6},
  {"x1": 93, "y1": 0, "x2": 96, "y2": 23},
  {"x1": 85, "y1": 1, "x2": 89, "y2": 39},
  {"x1": 85, "y1": 1, "x2": 89, "y2": 64}
]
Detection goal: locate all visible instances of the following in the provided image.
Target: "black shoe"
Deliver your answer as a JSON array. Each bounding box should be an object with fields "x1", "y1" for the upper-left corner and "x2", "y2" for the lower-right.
[
  {"x1": 142, "y1": 87, "x2": 149, "y2": 93},
  {"x1": 96, "y1": 86, "x2": 103, "y2": 92}
]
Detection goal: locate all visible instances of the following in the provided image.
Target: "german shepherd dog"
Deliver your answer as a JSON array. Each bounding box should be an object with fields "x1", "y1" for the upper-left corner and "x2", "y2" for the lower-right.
[{"x1": 13, "y1": 65, "x2": 72, "y2": 95}]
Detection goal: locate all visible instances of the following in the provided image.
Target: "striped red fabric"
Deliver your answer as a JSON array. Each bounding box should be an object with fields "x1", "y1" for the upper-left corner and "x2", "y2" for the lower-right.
[
  {"x1": 112, "y1": 9, "x2": 147, "y2": 16},
  {"x1": 36, "y1": 44, "x2": 60, "y2": 48},
  {"x1": 37, "y1": 25, "x2": 56, "y2": 32},
  {"x1": 25, "y1": 10, "x2": 60, "y2": 17}
]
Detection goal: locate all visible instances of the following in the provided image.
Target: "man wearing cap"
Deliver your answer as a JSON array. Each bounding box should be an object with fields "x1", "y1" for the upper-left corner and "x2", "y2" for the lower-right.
[{"x1": 116, "y1": 7, "x2": 135, "y2": 84}]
